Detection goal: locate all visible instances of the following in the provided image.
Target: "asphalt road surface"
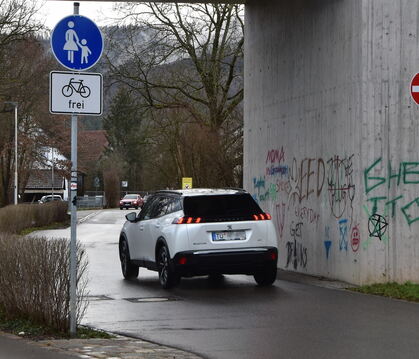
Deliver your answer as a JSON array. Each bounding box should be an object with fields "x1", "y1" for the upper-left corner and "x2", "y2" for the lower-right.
[{"x1": 35, "y1": 209, "x2": 419, "y2": 359}]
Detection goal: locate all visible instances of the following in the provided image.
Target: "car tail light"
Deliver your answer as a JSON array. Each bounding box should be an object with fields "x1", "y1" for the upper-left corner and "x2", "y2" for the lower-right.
[
  {"x1": 173, "y1": 217, "x2": 203, "y2": 224},
  {"x1": 253, "y1": 213, "x2": 271, "y2": 221},
  {"x1": 178, "y1": 256, "x2": 187, "y2": 265}
]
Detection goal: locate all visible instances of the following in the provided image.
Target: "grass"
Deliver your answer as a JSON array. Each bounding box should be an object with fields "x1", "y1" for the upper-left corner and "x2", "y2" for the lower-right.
[
  {"x1": 349, "y1": 281, "x2": 419, "y2": 302},
  {"x1": 19, "y1": 220, "x2": 70, "y2": 236},
  {"x1": 0, "y1": 311, "x2": 114, "y2": 340}
]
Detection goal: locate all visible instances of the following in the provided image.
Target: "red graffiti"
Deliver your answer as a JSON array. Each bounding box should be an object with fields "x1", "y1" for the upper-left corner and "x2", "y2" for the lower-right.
[
  {"x1": 351, "y1": 225, "x2": 360, "y2": 252},
  {"x1": 266, "y1": 147, "x2": 285, "y2": 164}
]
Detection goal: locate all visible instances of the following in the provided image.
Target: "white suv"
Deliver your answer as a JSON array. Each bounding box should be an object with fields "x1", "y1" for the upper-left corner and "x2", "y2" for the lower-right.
[{"x1": 119, "y1": 189, "x2": 278, "y2": 288}]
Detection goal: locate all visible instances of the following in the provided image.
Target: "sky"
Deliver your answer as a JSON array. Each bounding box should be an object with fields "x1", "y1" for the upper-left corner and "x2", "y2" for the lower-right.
[{"x1": 38, "y1": 1, "x2": 121, "y2": 31}]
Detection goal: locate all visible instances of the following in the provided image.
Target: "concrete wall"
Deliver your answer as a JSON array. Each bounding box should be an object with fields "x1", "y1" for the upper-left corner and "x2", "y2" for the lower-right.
[{"x1": 244, "y1": 0, "x2": 419, "y2": 284}]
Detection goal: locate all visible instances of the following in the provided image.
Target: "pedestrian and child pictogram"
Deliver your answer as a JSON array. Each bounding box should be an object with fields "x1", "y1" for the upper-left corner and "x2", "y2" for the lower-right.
[{"x1": 51, "y1": 15, "x2": 103, "y2": 71}]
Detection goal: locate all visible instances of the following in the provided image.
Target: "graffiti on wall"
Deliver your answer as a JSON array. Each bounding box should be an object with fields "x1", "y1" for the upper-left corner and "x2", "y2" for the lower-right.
[
  {"x1": 327, "y1": 155, "x2": 355, "y2": 219},
  {"x1": 251, "y1": 149, "x2": 419, "y2": 273},
  {"x1": 338, "y1": 219, "x2": 349, "y2": 252},
  {"x1": 286, "y1": 222, "x2": 307, "y2": 270},
  {"x1": 364, "y1": 158, "x2": 419, "y2": 226},
  {"x1": 350, "y1": 225, "x2": 360, "y2": 252},
  {"x1": 252, "y1": 148, "x2": 357, "y2": 271},
  {"x1": 324, "y1": 226, "x2": 332, "y2": 259}
]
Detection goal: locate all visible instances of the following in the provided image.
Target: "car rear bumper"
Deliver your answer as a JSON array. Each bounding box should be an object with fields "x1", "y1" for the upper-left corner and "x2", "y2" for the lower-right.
[
  {"x1": 172, "y1": 247, "x2": 278, "y2": 277},
  {"x1": 120, "y1": 203, "x2": 137, "y2": 208}
]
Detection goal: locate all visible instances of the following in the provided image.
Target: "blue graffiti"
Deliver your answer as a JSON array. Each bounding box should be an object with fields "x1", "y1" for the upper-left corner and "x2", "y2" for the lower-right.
[
  {"x1": 338, "y1": 219, "x2": 348, "y2": 251},
  {"x1": 266, "y1": 165, "x2": 289, "y2": 177},
  {"x1": 324, "y1": 241, "x2": 332, "y2": 259}
]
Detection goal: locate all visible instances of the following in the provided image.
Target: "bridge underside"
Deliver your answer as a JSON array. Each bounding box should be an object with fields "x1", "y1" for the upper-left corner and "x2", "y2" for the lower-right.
[{"x1": 244, "y1": 0, "x2": 419, "y2": 285}]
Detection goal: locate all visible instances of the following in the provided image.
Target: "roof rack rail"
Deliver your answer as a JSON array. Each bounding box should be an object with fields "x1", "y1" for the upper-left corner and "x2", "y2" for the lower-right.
[
  {"x1": 155, "y1": 190, "x2": 182, "y2": 195},
  {"x1": 221, "y1": 187, "x2": 247, "y2": 192}
]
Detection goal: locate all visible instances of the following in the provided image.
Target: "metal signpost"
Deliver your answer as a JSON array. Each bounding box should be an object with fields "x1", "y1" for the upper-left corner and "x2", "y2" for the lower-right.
[{"x1": 49, "y1": 2, "x2": 103, "y2": 336}]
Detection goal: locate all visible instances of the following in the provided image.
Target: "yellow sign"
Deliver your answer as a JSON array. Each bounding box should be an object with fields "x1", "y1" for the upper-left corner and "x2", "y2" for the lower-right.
[{"x1": 182, "y1": 177, "x2": 193, "y2": 189}]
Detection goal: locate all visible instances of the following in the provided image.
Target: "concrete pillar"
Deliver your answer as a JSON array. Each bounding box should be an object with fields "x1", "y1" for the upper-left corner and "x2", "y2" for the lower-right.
[{"x1": 244, "y1": 0, "x2": 419, "y2": 284}]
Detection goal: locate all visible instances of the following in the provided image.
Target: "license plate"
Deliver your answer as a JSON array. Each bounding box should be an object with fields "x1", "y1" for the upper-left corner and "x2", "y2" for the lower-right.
[{"x1": 212, "y1": 231, "x2": 246, "y2": 242}]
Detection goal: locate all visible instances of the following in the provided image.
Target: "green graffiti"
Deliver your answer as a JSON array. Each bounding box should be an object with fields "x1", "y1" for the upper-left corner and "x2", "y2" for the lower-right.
[
  {"x1": 385, "y1": 195, "x2": 403, "y2": 218},
  {"x1": 364, "y1": 158, "x2": 385, "y2": 194},
  {"x1": 403, "y1": 162, "x2": 419, "y2": 184},
  {"x1": 387, "y1": 160, "x2": 402, "y2": 188},
  {"x1": 401, "y1": 197, "x2": 419, "y2": 226},
  {"x1": 365, "y1": 159, "x2": 419, "y2": 194},
  {"x1": 367, "y1": 196, "x2": 387, "y2": 215}
]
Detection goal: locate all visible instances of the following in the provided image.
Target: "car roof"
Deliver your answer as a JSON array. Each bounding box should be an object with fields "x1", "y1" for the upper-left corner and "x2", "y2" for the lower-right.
[{"x1": 156, "y1": 188, "x2": 247, "y2": 197}]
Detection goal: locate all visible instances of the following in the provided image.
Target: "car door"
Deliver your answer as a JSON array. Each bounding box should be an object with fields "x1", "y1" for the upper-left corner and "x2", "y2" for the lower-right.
[
  {"x1": 143, "y1": 196, "x2": 171, "y2": 262},
  {"x1": 127, "y1": 196, "x2": 158, "y2": 260}
]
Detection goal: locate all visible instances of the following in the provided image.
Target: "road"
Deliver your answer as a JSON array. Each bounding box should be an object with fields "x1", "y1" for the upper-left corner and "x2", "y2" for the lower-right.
[{"x1": 35, "y1": 209, "x2": 419, "y2": 359}]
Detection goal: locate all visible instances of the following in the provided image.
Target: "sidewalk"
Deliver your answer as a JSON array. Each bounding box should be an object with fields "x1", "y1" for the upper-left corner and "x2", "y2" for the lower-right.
[{"x1": 0, "y1": 331, "x2": 204, "y2": 359}]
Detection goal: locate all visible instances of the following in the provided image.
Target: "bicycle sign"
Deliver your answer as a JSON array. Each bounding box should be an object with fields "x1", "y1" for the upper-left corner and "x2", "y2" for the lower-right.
[
  {"x1": 49, "y1": 71, "x2": 102, "y2": 115},
  {"x1": 62, "y1": 78, "x2": 91, "y2": 98}
]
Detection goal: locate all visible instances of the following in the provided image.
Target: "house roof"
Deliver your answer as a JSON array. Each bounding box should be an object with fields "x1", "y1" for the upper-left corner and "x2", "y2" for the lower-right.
[{"x1": 26, "y1": 169, "x2": 65, "y2": 190}]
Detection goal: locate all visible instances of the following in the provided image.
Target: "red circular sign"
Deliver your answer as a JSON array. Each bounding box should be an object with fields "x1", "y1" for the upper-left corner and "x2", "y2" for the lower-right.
[
  {"x1": 351, "y1": 225, "x2": 360, "y2": 252},
  {"x1": 411, "y1": 73, "x2": 419, "y2": 105}
]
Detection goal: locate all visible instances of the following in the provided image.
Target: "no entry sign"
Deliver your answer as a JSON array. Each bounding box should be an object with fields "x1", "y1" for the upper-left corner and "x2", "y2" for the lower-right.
[{"x1": 411, "y1": 73, "x2": 419, "y2": 104}]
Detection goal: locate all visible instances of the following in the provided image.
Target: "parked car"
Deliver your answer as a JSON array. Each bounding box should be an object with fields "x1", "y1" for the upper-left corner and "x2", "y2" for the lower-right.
[
  {"x1": 118, "y1": 188, "x2": 278, "y2": 289},
  {"x1": 119, "y1": 194, "x2": 144, "y2": 210},
  {"x1": 38, "y1": 195, "x2": 63, "y2": 204}
]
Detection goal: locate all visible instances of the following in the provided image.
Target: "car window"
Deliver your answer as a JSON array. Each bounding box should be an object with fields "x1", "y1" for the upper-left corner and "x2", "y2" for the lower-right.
[
  {"x1": 124, "y1": 194, "x2": 138, "y2": 199},
  {"x1": 137, "y1": 196, "x2": 158, "y2": 221},
  {"x1": 166, "y1": 198, "x2": 182, "y2": 214},
  {"x1": 183, "y1": 194, "x2": 262, "y2": 219},
  {"x1": 150, "y1": 196, "x2": 171, "y2": 218}
]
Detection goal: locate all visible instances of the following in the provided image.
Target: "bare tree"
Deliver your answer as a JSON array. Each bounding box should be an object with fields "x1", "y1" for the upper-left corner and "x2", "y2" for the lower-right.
[
  {"x1": 0, "y1": 37, "x2": 57, "y2": 205},
  {"x1": 0, "y1": 0, "x2": 43, "y2": 48},
  {"x1": 107, "y1": 3, "x2": 244, "y2": 188}
]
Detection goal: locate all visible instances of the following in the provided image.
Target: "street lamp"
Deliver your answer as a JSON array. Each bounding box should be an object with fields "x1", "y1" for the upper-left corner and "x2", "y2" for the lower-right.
[{"x1": 4, "y1": 101, "x2": 18, "y2": 205}]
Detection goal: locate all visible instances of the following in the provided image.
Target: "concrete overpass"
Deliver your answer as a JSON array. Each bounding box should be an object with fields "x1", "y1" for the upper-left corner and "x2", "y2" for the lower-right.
[{"x1": 74, "y1": 0, "x2": 419, "y2": 285}]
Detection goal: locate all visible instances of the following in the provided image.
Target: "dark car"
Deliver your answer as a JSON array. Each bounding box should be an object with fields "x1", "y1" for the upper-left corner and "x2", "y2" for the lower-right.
[{"x1": 119, "y1": 194, "x2": 144, "y2": 210}]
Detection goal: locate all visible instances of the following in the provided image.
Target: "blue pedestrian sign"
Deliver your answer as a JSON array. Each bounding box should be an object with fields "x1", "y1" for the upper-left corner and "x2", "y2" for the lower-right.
[{"x1": 51, "y1": 15, "x2": 103, "y2": 71}]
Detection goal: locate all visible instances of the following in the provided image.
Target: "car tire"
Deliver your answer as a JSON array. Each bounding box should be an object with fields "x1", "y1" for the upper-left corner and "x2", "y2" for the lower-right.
[
  {"x1": 253, "y1": 265, "x2": 277, "y2": 286},
  {"x1": 157, "y1": 245, "x2": 180, "y2": 289},
  {"x1": 120, "y1": 207, "x2": 123, "y2": 210},
  {"x1": 120, "y1": 239, "x2": 139, "y2": 280},
  {"x1": 135, "y1": 206, "x2": 138, "y2": 210}
]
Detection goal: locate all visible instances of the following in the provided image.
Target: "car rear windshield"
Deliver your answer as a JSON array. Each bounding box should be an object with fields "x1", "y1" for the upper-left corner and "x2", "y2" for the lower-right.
[
  {"x1": 183, "y1": 194, "x2": 263, "y2": 221},
  {"x1": 124, "y1": 194, "x2": 138, "y2": 199}
]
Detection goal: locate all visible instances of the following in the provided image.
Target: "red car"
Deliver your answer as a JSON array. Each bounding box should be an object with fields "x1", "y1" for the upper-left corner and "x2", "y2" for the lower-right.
[{"x1": 119, "y1": 194, "x2": 144, "y2": 210}]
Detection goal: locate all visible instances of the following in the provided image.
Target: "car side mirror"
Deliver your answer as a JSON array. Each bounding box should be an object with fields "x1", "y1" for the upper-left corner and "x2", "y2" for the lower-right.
[{"x1": 125, "y1": 212, "x2": 137, "y2": 222}]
